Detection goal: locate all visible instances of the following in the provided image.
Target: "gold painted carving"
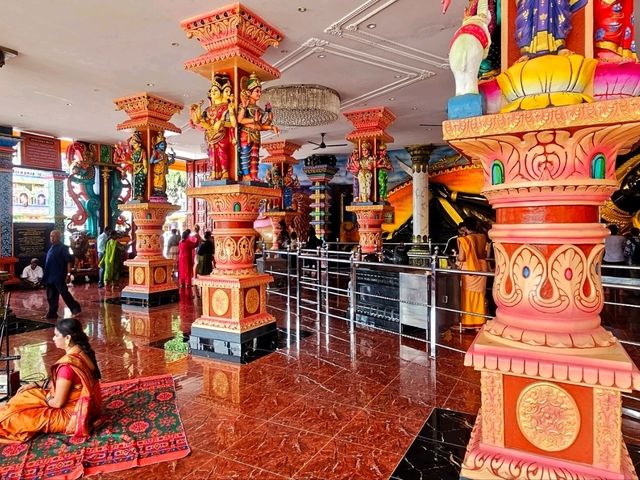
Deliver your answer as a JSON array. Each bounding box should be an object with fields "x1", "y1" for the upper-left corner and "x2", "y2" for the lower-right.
[
  {"x1": 480, "y1": 371, "x2": 504, "y2": 447},
  {"x1": 517, "y1": 382, "x2": 580, "y2": 452},
  {"x1": 153, "y1": 267, "x2": 167, "y2": 285},
  {"x1": 134, "y1": 267, "x2": 145, "y2": 285},
  {"x1": 593, "y1": 388, "x2": 622, "y2": 471},
  {"x1": 245, "y1": 288, "x2": 259, "y2": 315},
  {"x1": 212, "y1": 289, "x2": 230, "y2": 316}
]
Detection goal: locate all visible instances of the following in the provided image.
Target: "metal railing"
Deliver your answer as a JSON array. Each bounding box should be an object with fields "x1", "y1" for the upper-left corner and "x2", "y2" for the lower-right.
[{"x1": 259, "y1": 244, "x2": 640, "y2": 359}]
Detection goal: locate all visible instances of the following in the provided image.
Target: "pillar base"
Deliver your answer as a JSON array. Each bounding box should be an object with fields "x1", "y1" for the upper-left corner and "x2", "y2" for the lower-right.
[
  {"x1": 345, "y1": 204, "x2": 393, "y2": 254},
  {"x1": 460, "y1": 410, "x2": 638, "y2": 480},
  {"x1": 121, "y1": 257, "x2": 178, "y2": 307},
  {"x1": 190, "y1": 321, "x2": 278, "y2": 363},
  {"x1": 407, "y1": 245, "x2": 431, "y2": 267},
  {"x1": 190, "y1": 271, "x2": 276, "y2": 364}
]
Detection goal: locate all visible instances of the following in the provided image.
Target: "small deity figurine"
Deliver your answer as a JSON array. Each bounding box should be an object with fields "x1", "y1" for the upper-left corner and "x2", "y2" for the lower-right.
[
  {"x1": 376, "y1": 143, "x2": 393, "y2": 201},
  {"x1": 283, "y1": 165, "x2": 299, "y2": 210},
  {"x1": 149, "y1": 132, "x2": 175, "y2": 197},
  {"x1": 238, "y1": 73, "x2": 280, "y2": 181},
  {"x1": 190, "y1": 73, "x2": 237, "y2": 180},
  {"x1": 594, "y1": 0, "x2": 637, "y2": 61},
  {"x1": 129, "y1": 131, "x2": 147, "y2": 201},
  {"x1": 346, "y1": 147, "x2": 360, "y2": 201},
  {"x1": 357, "y1": 142, "x2": 375, "y2": 203},
  {"x1": 515, "y1": 0, "x2": 586, "y2": 59}
]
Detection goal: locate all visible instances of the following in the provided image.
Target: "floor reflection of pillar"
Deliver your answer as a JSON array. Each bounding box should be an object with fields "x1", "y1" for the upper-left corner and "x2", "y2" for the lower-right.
[
  {"x1": 444, "y1": 98, "x2": 640, "y2": 480},
  {"x1": 197, "y1": 359, "x2": 243, "y2": 412}
]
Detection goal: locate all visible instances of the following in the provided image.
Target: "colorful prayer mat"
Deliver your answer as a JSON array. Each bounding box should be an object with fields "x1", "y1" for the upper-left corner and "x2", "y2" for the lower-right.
[{"x1": 0, "y1": 374, "x2": 190, "y2": 479}]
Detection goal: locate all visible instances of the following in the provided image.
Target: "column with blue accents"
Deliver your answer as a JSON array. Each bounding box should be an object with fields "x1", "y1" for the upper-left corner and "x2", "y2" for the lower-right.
[{"x1": 0, "y1": 126, "x2": 22, "y2": 285}]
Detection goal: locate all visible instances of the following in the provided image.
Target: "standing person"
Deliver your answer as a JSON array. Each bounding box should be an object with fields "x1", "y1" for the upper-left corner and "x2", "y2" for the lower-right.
[
  {"x1": 604, "y1": 224, "x2": 626, "y2": 265},
  {"x1": 456, "y1": 217, "x2": 489, "y2": 330},
  {"x1": 624, "y1": 227, "x2": 640, "y2": 279},
  {"x1": 165, "y1": 228, "x2": 180, "y2": 275},
  {"x1": 99, "y1": 231, "x2": 125, "y2": 289},
  {"x1": 306, "y1": 226, "x2": 320, "y2": 250},
  {"x1": 0, "y1": 318, "x2": 102, "y2": 443},
  {"x1": 195, "y1": 231, "x2": 214, "y2": 276},
  {"x1": 178, "y1": 228, "x2": 200, "y2": 291},
  {"x1": 276, "y1": 220, "x2": 290, "y2": 249},
  {"x1": 96, "y1": 226, "x2": 111, "y2": 288},
  {"x1": 21, "y1": 258, "x2": 44, "y2": 289},
  {"x1": 42, "y1": 230, "x2": 81, "y2": 320}
]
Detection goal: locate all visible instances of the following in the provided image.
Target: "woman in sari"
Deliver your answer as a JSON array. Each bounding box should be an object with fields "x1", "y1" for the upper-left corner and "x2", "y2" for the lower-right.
[
  {"x1": 178, "y1": 228, "x2": 200, "y2": 290},
  {"x1": 0, "y1": 318, "x2": 102, "y2": 443},
  {"x1": 98, "y1": 231, "x2": 125, "y2": 288},
  {"x1": 457, "y1": 217, "x2": 490, "y2": 329}
]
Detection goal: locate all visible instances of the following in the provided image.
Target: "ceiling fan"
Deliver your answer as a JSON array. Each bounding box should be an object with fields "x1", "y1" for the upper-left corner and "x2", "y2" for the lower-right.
[{"x1": 308, "y1": 132, "x2": 348, "y2": 150}]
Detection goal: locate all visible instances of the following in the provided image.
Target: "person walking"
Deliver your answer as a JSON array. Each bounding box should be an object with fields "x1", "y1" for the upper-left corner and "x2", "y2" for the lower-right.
[
  {"x1": 96, "y1": 226, "x2": 111, "y2": 288},
  {"x1": 42, "y1": 230, "x2": 81, "y2": 320}
]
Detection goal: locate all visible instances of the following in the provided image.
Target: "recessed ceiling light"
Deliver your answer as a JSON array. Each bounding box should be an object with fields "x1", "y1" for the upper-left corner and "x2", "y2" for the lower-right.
[
  {"x1": 146, "y1": 82, "x2": 155, "y2": 87},
  {"x1": 93, "y1": 88, "x2": 100, "y2": 92},
  {"x1": 394, "y1": 74, "x2": 402, "y2": 78},
  {"x1": 388, "y1": 97, "x2": 395, "y2": 101},
  {"x1": 171, "y1": 42, "x2": 180, "y2": 47},
  {"x1": 65, "y1": 103, "x2": 72, "y2": 106},
  {"x1": 281, "y1": 49, "x2": 289, "y2": 54},
  {"x1": 366, "y1": 23, "x2": 376, "y2": 29},
  {"x1": 411, "y1": 106, "x2": 418, "y2": 110},
  {"x1": 18, "y1": 114, "x2": 24, "y2": 117},
  {"x1": 298, "y1": 7, "x2": 307, "y2": 12},
  {"x1": 317, "y1": 54, "x2": 326, "y2": 58}
]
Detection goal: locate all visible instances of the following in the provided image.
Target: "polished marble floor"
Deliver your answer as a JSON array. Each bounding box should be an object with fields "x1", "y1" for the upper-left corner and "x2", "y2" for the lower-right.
[{"x1": 3, "y1": 281, "x2": 639, "y2": 479}]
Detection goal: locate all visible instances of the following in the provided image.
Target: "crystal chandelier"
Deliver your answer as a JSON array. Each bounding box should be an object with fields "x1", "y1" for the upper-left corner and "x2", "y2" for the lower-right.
[{"x1": 261, "y1": 84, "x2": 341, "y2": 127}]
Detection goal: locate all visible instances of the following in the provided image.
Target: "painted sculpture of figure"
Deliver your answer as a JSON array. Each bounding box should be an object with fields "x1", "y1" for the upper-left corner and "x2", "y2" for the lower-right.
[
  {"x1": 129, "y1": 131, "x2": 147, "y2": 201},
  {"x1": 347, "y1": 147, "x2": 360, "y2": 201},
  {"x1": 149, "y1": 132, "x2": 175, "y2": 198},
  {"x1": 357, "y1": 142, "x2": 375, "y2": 203},
  {"x1": 190, "y1": 73, "x2": 237, "y2": 180},
  {"x1": 595, "y1": 0, "x2": 637, "y2": 61},
  {"x1": 283, "y1": 165, "x2": 299, "y2": 210},
  {"x1": 445, "y1": 0, "x2": 492, "y2": 96},
  {"x1": 376, "y1": 143, "x2": 393, "y2": 202},
  {"x1": 515, "y1": 0, "x2": 586, "y2": 58},
  {"x1": 238, "y1": 73, "x2": 280, "y2": 181}
]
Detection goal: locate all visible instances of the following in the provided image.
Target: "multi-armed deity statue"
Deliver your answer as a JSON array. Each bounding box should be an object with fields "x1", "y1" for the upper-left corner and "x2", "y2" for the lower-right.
[
  {"x1": 149, "y1": 131, "x2": 175, "y2": 198},
  {"x1": 347, "y1": 141, "x2": 393, "y2": 204},
  {"x1": 129, "y1": 131, "x2": 148, "y2": 201},
  {"x1": 189, "y1": 73, "x2": 237, "y2": 181}
]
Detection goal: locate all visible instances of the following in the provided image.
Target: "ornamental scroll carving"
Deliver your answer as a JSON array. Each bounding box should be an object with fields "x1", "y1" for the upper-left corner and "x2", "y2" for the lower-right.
[
  {"x1": 207, "y1": 192, "x2": 262, "y2": 214},
  {"x1": 493, "y1": 243, "x2": 604, "y2": 316},
  {"x1": 448, "y1": 123, "x2": 640, "y2": 187},
  {"x1": 214, "y1": 235, "x2": 254, "y2": 266},
  {"x1": 593, "y1": 388, "x2": 622, "y2": 472}
]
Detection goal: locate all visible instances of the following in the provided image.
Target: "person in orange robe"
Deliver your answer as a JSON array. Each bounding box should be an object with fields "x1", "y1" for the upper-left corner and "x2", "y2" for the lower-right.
[
  {"x1": 457, "y1": 217, "x2": 490, "y2": 329},
  {"x1": 0, "y1": 318, "x2": 102, "y2": 443}
]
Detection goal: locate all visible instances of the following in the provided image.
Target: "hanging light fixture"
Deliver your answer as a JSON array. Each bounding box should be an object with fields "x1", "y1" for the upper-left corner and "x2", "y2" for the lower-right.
[{"x1": 261, "y1": 84, "x2": 341, "y2": 127}]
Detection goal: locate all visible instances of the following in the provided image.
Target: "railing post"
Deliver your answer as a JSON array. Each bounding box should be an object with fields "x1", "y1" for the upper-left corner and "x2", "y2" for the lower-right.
[
  {"x1": 286, "y1": 243, "x2": 291, "y2": 349},
  {"x1": 316, "y1": 246, "x2": 321, "y2": 323},
  {"x1": 429, "y1": 246, "x2": 438, "y2": 358},
  {"x1": 323, "y1": 243, "x2": 329, "y2": 324},
  {"x1": 296, "y1": 243, "x2": 302, "y2": 342},
  {"x1": 349, "y1": 250, "x2": 357, "y2": 334}
]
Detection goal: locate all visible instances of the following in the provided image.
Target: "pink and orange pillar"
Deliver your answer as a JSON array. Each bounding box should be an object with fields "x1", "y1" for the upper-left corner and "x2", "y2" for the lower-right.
[
  {"x1": 114, "y1": 93, "x2": 182, "y2": 306},
  {"x1": 344, "y1": 106, "x2": 395, "y2": 254},
  {"x1": 181, "y1": 3, "x2": 283, "y2": 362}
]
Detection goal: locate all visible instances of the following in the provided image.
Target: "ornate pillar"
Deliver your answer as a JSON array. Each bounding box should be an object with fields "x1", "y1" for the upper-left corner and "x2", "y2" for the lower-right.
[
  {"x1": 344, "y1": 107, "x2": 395, "y2": 254},
  {"x1": 113, "y1": 93, "x2": 183, "y2": 306},
  {"x1": 0, "y1": 128, "x2": 20, "y2": 284},
  {"x1": 303, "y1": 154, "x2": 338, "y2": 241},
  {"x1": 182, "y1": 3, "x2": 284, "y2": 363},
  {"x1": 444, "y1": 98, "x2": 640, "y2": 479},
  {"x1": 405, "y1": 144, "x2": 435, "y2": 267},
  {"x1": 254, "y1": 140, "x2": 301, "y2": 248}
]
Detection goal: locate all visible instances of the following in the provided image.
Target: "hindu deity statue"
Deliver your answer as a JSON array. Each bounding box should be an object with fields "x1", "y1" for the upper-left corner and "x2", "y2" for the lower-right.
[
  {"x1": 238, "y1": 72, "x2": 280, "y2": 181},
  {"x1": 190, "y1": 73, "x2": 237, "y2": 180},
  {"x1": 515, "y1": 0, "x2": 587, "y2": 58},
  {"x1": 149, "y1": 132, "x2": 175, "y2": 198},
  {"x1": 347, "y1": 147, "x2": 360, "y2": 201},
  {"x1": 357, "y1": 142, "x2": 375, "y2": 203},
  {"x1": 283, "y1": 165, "x2": 299, "y2": 210},
  {"x1": 594, "y1": 0, "x2": 637, "y2": 61},
  {"x1": 129, "y1": 131, "x2": 147, "y2": 201},
  {"x1": 377, "y1": 143, "x2": 393, "y2": 201}
]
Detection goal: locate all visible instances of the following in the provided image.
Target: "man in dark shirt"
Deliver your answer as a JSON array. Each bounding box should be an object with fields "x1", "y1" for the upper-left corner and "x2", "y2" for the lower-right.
[{"x1": 42, "y1": 230, "x2": 81, "y2": 319}]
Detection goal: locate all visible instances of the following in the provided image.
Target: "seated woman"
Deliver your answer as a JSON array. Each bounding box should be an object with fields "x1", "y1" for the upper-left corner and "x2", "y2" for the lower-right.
[{"x1": 0, "y1": 318, "x2": 102, "y2": 443}]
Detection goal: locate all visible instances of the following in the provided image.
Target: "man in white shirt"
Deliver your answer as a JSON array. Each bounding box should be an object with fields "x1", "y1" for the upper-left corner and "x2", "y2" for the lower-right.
[{"x1": 21, "y1": 258, "x2": 44, "y2": 288}]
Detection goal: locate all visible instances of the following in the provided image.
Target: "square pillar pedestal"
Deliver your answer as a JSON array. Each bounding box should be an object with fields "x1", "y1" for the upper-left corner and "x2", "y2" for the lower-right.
[{"x1": 187, "y1": 182, "x2": 281, "y2": 363}]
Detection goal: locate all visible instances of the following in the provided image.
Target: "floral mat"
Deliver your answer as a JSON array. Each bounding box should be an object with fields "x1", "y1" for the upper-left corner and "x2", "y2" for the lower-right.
[{"x1": 0, "y1": 374, "x2": 190, "y2": 479}]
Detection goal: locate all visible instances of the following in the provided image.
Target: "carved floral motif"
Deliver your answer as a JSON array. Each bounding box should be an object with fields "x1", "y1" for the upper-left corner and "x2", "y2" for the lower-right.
[
  {"x1": 481, "y1": 371, "x2": 504, "y2": 447},
  {"x1": 516, "y1": 382, "x2": 580, "y2": 452},
  {"x1": 593, "y1": 388, "x2": 622, "y2": 472}
]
